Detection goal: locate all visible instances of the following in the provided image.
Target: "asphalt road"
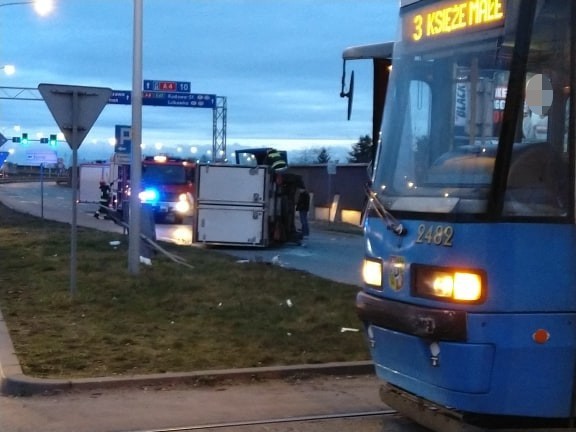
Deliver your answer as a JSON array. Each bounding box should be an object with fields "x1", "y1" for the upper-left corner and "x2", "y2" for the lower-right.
[
  {"x1": 0, "y1": 374, "x2": 431, "y2": 432},
  {"x1": 0, "y1": 181, "x2": 365, "y2": 286}
]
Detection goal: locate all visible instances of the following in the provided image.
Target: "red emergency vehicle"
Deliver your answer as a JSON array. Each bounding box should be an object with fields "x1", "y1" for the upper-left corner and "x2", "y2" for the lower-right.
[{"x1": 114, "y1": 155, "x2": 196, "y2": 224}]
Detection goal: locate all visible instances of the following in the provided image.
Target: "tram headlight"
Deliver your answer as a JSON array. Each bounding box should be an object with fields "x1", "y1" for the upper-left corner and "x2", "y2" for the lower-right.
[
  {"x1": 412, "y1": 265, "x2": 485, "y2": 303},
  {"x1": 362, "y1": 258, "x2": 383, "y2": 288}
]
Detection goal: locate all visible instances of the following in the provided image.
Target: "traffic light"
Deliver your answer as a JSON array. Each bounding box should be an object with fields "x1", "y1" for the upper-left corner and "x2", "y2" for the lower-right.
[
  {"x1": 21, "y1": 133, "x2": 28, "y2": 145},
  {"x1": 12, "y1": 137, "x2": 20, "y2": 143},
  {"x1": 49, "y1": 134, "x2": 57, "y2": 147}
]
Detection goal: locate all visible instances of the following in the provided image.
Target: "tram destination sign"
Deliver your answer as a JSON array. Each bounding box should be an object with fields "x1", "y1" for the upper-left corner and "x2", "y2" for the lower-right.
[{"x1": 404, "y1": 0, "x2": 505, "y2": 44}]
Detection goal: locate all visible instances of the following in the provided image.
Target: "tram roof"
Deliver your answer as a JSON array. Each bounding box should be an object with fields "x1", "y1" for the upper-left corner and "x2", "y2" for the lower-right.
[{"x1": 342, "y1": 42, "x2": 394, "y2": 61}]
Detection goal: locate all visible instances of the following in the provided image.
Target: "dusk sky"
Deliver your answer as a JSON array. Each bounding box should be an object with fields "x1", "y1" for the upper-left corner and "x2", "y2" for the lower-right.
[{"x1": 0, "y1": 0, "x2": 398, "y2": 164}]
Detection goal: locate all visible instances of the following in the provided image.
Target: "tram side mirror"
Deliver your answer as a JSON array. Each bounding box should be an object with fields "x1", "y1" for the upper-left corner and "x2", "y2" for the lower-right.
[
  {"x1": 526, "y1": 74, "x2": 553, "y2": 116},
  {"x1": 340, "y1": 60, "x2": 355, "y2": 120}
]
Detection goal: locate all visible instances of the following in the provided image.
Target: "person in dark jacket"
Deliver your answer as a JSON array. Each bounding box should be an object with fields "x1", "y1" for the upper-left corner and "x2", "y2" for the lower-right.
[
  {"x1": 296, "y1": 187, "x2": 310, "y2": 237},
  {"x1": 94, "y1": 180, "x2": 111, "y2": 219},
  {"x1": 264, "y1": 148, "x2": 287, "y2": 171}
]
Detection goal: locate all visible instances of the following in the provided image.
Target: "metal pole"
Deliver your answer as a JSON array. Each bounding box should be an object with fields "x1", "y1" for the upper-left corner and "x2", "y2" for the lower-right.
[
  {"x1": 128, "y1": 0, "x2": 143, "y2": 274},
  {"x1": 40, "y1": 162, "x2": 44, "y2": 219},
  {"x1": 70, "y1": 90, "x2": 79, "y2": 296}
]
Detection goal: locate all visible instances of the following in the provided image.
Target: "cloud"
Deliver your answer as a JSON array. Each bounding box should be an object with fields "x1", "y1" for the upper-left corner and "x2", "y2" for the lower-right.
[{"x1": 0, "y1": 0, "x2": 397, "y2": 163}]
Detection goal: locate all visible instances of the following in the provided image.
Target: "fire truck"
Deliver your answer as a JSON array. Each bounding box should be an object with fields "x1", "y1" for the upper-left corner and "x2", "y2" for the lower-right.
[{"x1": 113, "y1": 155, "x2": 196, "y2": 224}]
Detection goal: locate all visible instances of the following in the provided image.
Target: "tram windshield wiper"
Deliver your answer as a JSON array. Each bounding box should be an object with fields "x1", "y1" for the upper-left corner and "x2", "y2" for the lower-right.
[{"x1": 364, "y1": 184, "x2": 407, "y2": 236}]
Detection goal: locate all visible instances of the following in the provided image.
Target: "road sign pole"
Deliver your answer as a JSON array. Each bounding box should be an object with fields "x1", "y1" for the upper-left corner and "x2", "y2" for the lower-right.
[
  {"x1": 70, "y1": 90, "x2": 79, "y2": 297},
  {"x1": 40, "y1": 163, "x2": 44, "y2": 220}
]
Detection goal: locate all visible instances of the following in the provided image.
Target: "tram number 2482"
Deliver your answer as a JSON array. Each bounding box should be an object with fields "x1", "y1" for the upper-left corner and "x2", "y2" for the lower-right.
[{"x1": 416, "y1": 224, "x2": 454, "y2": 247}]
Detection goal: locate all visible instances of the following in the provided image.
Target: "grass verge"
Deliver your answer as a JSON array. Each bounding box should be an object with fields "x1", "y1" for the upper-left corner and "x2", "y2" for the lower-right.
[{"x1": 0, "y1": 202, "x2": 368, "y2": 379}]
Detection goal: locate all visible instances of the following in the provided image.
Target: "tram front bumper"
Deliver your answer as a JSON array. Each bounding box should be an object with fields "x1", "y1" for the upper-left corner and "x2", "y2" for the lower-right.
[
  {"x1": 356, "y1": 290, "x2": 467, "y2": 341},
  {"x1": 356, "y1": 291, "x2": 576, "y2": 418}
]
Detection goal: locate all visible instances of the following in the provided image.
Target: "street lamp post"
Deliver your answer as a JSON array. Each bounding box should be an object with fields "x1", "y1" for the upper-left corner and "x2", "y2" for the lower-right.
[
  {"x1": 0, "y1": 0, "x2": 52, "y2": 150},
  {"x1": 1, "y1": 64, "x2": 15, "y2": 75},
  {"x1": 129, "y1": 0, "x2": 143, "y2": 275},
  {"x1": 0, "y1": 0, "x2": 54, "y2": 15},
  {"x1": 0, "y1": 0, "x2": 53, "y2": 79}
]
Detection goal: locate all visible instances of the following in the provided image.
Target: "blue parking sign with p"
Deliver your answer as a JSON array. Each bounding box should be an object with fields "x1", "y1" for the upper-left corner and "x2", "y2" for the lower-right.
[{"x1": 115, "y1": 125, "x2": 132, "y2": 154}]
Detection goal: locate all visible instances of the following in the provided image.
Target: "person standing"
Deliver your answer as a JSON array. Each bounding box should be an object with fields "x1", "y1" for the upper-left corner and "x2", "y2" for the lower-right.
[
  {"x1": 296, "y1": 187, "x2": 310, "y2": 238},
  {"x1": 94, "y1": 180, "x2": 111, "y2": 219},
  {"x1": 264, "y1": 148, "x2": 287, "y2": 171}
]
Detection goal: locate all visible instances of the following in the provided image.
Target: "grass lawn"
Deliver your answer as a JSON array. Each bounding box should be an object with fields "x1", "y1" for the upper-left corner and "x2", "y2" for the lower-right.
[{"x1": 0, "y1": 202, "x2": 369, "y2": 379}]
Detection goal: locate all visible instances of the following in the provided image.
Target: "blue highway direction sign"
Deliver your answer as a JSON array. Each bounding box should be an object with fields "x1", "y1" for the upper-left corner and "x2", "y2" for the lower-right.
[
  {"x1": 143, "y1": 91, "x2": 215, "y2": 108},
  {"x1": 108, "y1": 90, "x2": 215, "y2": 108},
  {"x1": 143, "y1": 80, "x2": 190, "y2": 93},
  {"x1": 108, "y1": 90, "x2": 132, "y2": 105}
]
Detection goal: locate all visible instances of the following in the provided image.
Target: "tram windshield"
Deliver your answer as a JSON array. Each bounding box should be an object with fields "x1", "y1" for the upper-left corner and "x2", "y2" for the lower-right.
[{"x1": 373, "y1": 0, "x2": 572, "y2": 219}]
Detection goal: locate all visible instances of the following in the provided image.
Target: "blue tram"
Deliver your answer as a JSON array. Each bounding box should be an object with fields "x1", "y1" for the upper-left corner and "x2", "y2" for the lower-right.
[{"x1": 344, "y1": 0, "x2": 576, "y2": 430}]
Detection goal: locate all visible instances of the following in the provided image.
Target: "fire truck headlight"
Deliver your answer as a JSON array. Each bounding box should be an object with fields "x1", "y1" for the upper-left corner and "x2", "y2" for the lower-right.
[
  {"x1": 362, "y1": 258, "x2": 383, "y2": 288},
  {"x1": 175, "y1": 200, "x2": 190, "y2": 213},
  {"x1": 413, "y1": 265, "x2": 485, "y2": 303},
  {"x1": 175, "y1": 193, "x2": 190, "y2": 213},
  {"x1": 139, "y1": 188, "x2": 159, "y2": 203}
]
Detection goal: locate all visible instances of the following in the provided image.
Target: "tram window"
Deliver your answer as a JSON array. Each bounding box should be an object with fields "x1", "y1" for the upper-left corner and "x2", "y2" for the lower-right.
[
  {"x1": 393, "y1": 80, "x2": 432, "y2": 187},
  {"x1": 410, "y1": 81, "x2": 431, "y2": 140},
  {"x1": 522, "y1": 108, "x2": 549, "y2": 141},
  {"x1": 564, "y1": 98, "x2": 569, "y2": 152},
  {"x1": 521, "y1": 74, "x2": 551, "y2": 142},
  {"x1": 373, "y1": 0, "x2": 571, "y2": 219},
  {"x1": 505, "y1": 143, "x2": 565, "y2": 215},
  {"x1": 413, "y1": 59, "x2": 504, "y2": 188},
  {"x1": 503, "y1": 3, "x2": 570, "y2": 218},
  {"x1": 410, "y1": 80, "x2": 431, "y2": 182}
]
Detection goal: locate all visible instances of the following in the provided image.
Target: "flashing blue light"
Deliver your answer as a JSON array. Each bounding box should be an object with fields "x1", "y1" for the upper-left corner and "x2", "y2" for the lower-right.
[{"x1": 139, "y1": 188, "x2": 160, "y2": 203}]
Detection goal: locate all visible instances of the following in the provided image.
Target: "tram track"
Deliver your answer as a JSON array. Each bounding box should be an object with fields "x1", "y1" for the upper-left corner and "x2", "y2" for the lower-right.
[{"x1": 121, "y1": 409, "x2": 397, "y2": 432}]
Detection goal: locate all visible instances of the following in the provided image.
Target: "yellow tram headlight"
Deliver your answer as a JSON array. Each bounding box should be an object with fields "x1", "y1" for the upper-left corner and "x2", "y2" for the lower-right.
[
  {"x1": 413, "y1": 265, "x2": 485, "y2": 303},
  {"x1": 453, "y1": 272, "x2": 483, "y2": 301},
  {"x1": 362, "y1": 258, "x2": 383, "y2": 288}
]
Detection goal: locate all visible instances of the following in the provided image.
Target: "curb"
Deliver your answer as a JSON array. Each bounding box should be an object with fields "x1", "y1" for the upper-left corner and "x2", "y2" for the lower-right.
[
  {"x1": 2, "y1": 361, "x2": 375, "y2": 397},
  {"x1": 1, "y1": 309, "x2": 374, "y2": 397}
]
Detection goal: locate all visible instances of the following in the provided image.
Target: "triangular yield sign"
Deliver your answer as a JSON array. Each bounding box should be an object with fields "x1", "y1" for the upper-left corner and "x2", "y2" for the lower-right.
[{"x1": 38, "y1": 84, "x2": 112, "y2": 150}]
